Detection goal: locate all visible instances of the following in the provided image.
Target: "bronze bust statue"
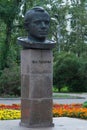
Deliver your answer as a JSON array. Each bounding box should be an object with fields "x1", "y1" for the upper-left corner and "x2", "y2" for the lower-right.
[
  {"x1": 24, "y1": 6, "x2": 50, "y2": 43},
  {"x1": 17, "y1": 6, "x2": 55, "y2": 49}
]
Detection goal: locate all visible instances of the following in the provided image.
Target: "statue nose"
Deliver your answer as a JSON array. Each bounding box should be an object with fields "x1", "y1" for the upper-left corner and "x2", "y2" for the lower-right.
[{"x1": 41, "y1": 22, "x2": 46, "y2": 28}]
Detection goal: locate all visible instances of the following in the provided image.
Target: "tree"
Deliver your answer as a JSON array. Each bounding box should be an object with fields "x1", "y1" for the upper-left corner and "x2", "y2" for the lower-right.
[
  {"x1": 0, "y1": 0, "x2": 22, "y2": 69},
  {"x1": 53, "y1": 51, "x2": 87, "y2": 92},
  {"x1": 53, "y1": 52, "x2": 80, "y2": 92},
  {"x1": 47, "y1": 0, "x2": 87, "y2": 56},
  {"x1": 67, "y1": 0, "x2": 87, "y2": 56}
]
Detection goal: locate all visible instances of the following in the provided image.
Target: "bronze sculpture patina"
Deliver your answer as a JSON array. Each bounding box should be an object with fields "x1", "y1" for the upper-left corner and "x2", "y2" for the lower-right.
[
  {"x1": 17, "y1": 6, "x2": 55, "y2": 49},
  {"x1": 24, "y1": 6, "x2": 50, "y2": 43}
]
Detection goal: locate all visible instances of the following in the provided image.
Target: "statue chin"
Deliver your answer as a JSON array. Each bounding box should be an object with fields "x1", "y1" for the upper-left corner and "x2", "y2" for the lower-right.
[{"x1": 28, "y1": 35, "x2": 46, "y2": 43}]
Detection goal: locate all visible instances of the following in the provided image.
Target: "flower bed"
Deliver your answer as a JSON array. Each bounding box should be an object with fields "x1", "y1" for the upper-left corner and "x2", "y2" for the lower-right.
[
  {"x1": 0, "y1": 104, "x2": 20, "y2": 120},
  {"x1": 0, "y1": 103, "x2": 87, "y2": 120},
  {"x1": 53, "y1": 104, "x2": 87, "y2": 119}
]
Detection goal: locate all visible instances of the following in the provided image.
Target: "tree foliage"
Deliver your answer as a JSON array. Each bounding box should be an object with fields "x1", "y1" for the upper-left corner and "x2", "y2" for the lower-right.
[
  {"x1": 50, "y1": 0, "x2": 87, "y2": 55},
  {"x1": 53, "y1": 52, "x2": 87, "y2": 92},
  {"x1": 0, "y1": 0, "x2": 22, "y2": 69},
  {"x1": 0, "y1": 63, "x2": 20, "y2": 96}
]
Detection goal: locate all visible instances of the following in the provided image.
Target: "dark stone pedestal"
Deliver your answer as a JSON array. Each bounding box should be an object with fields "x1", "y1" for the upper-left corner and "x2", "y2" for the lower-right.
[{"x1": 20, "y1": 47, "x2": 54, "y2": 128}]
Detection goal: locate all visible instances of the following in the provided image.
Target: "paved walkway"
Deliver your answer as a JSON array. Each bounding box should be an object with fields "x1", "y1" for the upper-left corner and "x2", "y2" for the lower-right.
[
  {"x1": 0, "y1": 117, "x2": 87, "y2": 130},
  {"x1": 53, "y1": 93, "x2": 87, "y2": 104},
  {"x1": 0, "y1": 93, "x2": 87, "y2": 105},
  {"x1": 0, "y1": 98, "x2": 87, "y2": 105}
]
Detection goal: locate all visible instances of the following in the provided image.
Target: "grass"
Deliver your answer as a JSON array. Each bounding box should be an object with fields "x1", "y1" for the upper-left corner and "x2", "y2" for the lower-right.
[
  {"x1": 53, "y1": 93, "x2": 84, "y2": 99},
  {"x1": 0, "y1": 94, "x2": 20, "y2": 98},
  {"x1": 53, "y1": 94, "x2": 73, "y2": 98},
  {"x1": 53, "y1": 86, "x2": 69, "y2": 93}
]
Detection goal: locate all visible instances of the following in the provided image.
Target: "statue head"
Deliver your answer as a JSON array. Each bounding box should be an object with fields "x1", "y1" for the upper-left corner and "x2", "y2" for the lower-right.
[{"x1": 24, "y1": 7, "x2": 50, "y2": 42}]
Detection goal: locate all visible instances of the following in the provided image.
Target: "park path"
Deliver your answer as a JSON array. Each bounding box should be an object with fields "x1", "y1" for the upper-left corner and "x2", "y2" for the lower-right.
[
  {"x1": 0, "y1": 93, "x2": 87, "y2": 104},
  {"x1": 0, "y1": 98, "x2": 86, "y2": 105},
  {"x1": 53, "y1": 92, "x2": 87, "y2": 104}
]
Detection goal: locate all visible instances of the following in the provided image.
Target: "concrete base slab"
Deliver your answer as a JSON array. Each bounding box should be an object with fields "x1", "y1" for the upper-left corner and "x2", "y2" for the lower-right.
[{"x1": 0, "y1": 117, "x2": 87, "y2": 130}]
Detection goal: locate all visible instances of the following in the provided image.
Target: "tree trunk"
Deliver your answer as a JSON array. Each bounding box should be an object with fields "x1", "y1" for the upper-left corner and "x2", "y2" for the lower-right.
[{"x1": 1, "y1": 22, "x2": 12, "y2": 69}]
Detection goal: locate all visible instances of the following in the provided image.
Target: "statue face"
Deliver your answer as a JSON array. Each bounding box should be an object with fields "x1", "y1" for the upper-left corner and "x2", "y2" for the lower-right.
[{"x1": 28, "y1": 12, "x2": 50, "y2": 40}]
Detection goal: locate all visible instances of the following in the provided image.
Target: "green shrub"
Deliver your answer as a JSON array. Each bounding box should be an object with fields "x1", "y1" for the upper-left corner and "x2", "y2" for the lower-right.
[
  {"x1": 0, "y1": 64, "x2": 21, "y2": 96},
  {"x1": 53, "y1": 52, "x2": 87, "y2": 92},
  {"x1": 82, "y1": 101, "x2": 87, "y2": 108},
  {"x1": 53, "y1": 52, "x2": 79, "y2": 92}
]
